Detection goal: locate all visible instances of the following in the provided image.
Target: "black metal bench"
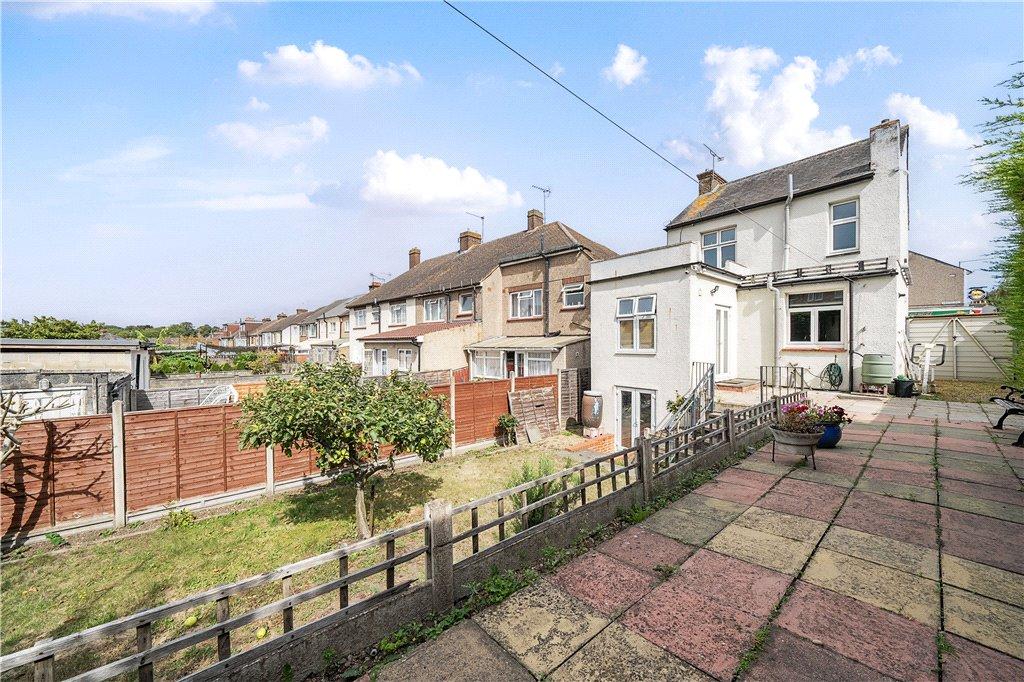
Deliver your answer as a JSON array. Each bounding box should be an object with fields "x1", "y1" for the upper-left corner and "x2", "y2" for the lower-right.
[{"x1": 990, "y1": 385, "x2": 1024, "y2": 447}]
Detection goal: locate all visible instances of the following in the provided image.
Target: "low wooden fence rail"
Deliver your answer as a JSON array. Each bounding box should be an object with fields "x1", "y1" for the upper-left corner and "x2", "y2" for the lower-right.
[{"x1": 0, "y1": 391, "x2": 806, "y2": 681}]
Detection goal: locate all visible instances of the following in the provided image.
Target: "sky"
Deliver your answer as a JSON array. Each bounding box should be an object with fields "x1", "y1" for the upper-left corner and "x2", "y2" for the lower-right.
[{"x1": 3, "y1": 1, "x2": 1021, "y2": 325}]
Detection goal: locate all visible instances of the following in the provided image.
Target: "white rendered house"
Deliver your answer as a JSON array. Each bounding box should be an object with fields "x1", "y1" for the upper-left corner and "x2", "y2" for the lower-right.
[{"x1": 590, "y1": 119, "x2": 911, "y2": 447}]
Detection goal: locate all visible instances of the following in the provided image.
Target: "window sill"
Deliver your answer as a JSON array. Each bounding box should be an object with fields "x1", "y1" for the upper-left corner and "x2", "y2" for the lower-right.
[
  {"x1": 508, "y1": 316, "x2": 543, "y2": 322},
  {"x1": 456, "y1": 312, "x2": 474, "y2": 317},
  {"x1": 781, "y1": 345, "x2": 847, "y2": 353},
  {"x1": 825, "y1": 250, "x2": 860, "y2": 258},
  {"x1": 561, "y1": 306, "x2": 585, "y2": 311},
  {"x1": 615, "y1": 350, "x2": 657, "y2": 356}
]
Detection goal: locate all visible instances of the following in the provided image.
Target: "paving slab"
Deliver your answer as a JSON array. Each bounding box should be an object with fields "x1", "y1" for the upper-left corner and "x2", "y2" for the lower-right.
[
  {"x1": 861, "y1": 465, "x2": 936, "y2": 488},
  {"x1": 940, "y1": 633, "x2": 1024, "y2": 682},
  {"x1": 669, "y1": 492, "x2": 748, "y2": 523},
  {"x1": 549, "y1": 551, "x2": 657, "y2": 617},
  {"x1": 941, "y1": 509, "x2": 1024, "y2": 574},
  {"x1": 939, "y1": 465, "x2": 1020, "y2": 490},
  {"x1": 776, "y1": 581, "x2": 937, "y2": 681},
  {"x1": 642, "y1": 507, "x2": 727, "y2": 546},
  {"x1": 596, "y1": 525, "x2": 695, "y2": 574},
  {"x1": 374, "y1": 620, "x2": 532, "y2": 682},
  {"x1": 472, "y1": 579, "x2": 609, "y2": 678},
  {"x1": 938, "y1": 477, "x2": 1024, "y2": 506},
  {"x1": 787, "y1": 466, "x2": 858, "y2": 489},
  {"x1": 938, "y1": 490, "x2": 1024, "y2": 523},
  {"x1": 835, "y1": 491, "x2": 937, "y2": 549},
  {"x1": 821, "y1": 525, "x2": 940, "y2": 580},
  {"x1": 716, "y1": 467, "x2": 781, "y2": 490},
  {"x1": 937, "y1": 436, "x2": 1002, "y2": 455},
  {"x1": 705, "y1": 524, "x2": 815, "y2": 575},
  {"x1": 855, "y1": 478, "x2": 938, "y2": 505},
  {"x1": 941, "y1": 554, "x2": 1024, "y2": 608},
  {"x1": 549, "y1": 621, "x2": 711, "y2": 681},
  {"x1": 734, "y1": 458, "x2": 792, "y2": 477},
  {"x1": 694, "y1": 480, "x2": 766, "y2": 505},
  {"x1": 736, "y1": 506, "x2": 829, "y2": 543},
  {"x1": 756, "y1": 478, "x2": 848, "y2": 522},
  {"x1": 621, "y1": 582, "x2": 762, "y2": 681},
  {"x1": 871, "y1": 448, "x2": 935, "y2": 464},
  {"x1": 943, "y1": 586, "x2": 1024, "y2": 659},
  {"x1": 802, "y1": 548, "x2": 940, "y2": 626},
  {"x1": 745, "y1": 627, "x2": 892, "y2": 682},
  {"x1": 672, "y1": 549, "x2": 790, "y2": 618}
]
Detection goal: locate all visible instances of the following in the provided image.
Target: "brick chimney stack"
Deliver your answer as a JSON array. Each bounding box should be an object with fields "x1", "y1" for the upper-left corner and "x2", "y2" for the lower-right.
[
  {"x1": 527, "y1": 209, "x2": 544, "y2": 231},
  {"x1": 276, "y1": 313, "x2": 288, "y2": 320},
  {"x1": 295, "y1": 308, "x2": 308, "y2": 315},
  {"x1": 368, "y1": 279, "x2": 382, "y2": 290},
  {"x1": 459, "y1": 230, "x2": 482, "y2": 252},
  {"x1": 409, "y1": 247, "x2": 421, "y2": 269},
  {"x1": 697, "y1": 170, "x2": 726, "y2": 196}
]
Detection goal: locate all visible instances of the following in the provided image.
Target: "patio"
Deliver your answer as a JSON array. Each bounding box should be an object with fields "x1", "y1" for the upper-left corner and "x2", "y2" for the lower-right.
[{"x1": 372, "y1": 396, "x2": 1024, "y2": 681}]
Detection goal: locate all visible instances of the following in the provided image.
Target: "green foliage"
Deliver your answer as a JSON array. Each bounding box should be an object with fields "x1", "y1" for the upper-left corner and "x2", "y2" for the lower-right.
[
  {"x1": 244, "y1": 350, "x2": 282, "y2": 374},
  {"x1": 0, "y1": 316, "x2": 103, "y2": 339},
  {"x1": 162, "y1": 508, "x2": 196, "y2": 530},
  {"x1": 497, "y1": 413, "x2": 518, "y2": 445},
  {"x1": 238, "y1": 362, "x2": 453, "y2": 538},
  {"x1": 653, "y1": 563, "x2": 678, "y2": 580},
  {"x1": 618, "y1": 503, "x2": 656, "y2": 524},
  {"x1": 963, "y1": 68, "x2": 1024, "y2": 378},
  {"x1": 506, "y1": 458, "x2": 580, "y2": 532},
  {"x1": 151, "y1": 353, "x2": 208, "y2": 375},
  {"x1": 44, "y1": 532, "x2": 67, "y2": 548},
  {"x1": 937, "y1": 631, "x2": 956, "y2": 658}
]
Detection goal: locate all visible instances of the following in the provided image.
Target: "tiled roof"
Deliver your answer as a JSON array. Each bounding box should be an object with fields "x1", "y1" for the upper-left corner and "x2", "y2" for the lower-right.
[
  {"x1": 349, "y1": 221, "x2": 617, "y2": 307},
  {"x1": 665, "y1": 131, "x2": 902, "y2": 229},
  {"x1": 260, "y1": 310, "x2": 310, "y2": 333},
  {"x1": 360, "y1": 320, "x2": 474, "y2": 341}
]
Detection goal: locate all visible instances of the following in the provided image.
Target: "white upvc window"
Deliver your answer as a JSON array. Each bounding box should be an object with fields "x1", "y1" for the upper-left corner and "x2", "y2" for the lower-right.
[
  {"x1": 329, "y1": 320, "x2": 338, "y2": 335},
  {"x1": 702, "y1": 227, "x2": 737, "y2": 268},
  {"x1": 525, "y1": 351, "x2": 553, "y2": 376},
  {"x1": 362, "y1": 350, "x2": 373, "y2": 374},
  {"x1": 829, "y1": 199, "x2": 859, "y2": 254},
  {"x1": 472, "y1": 350, "x2": 504, "y2": 379},
  {"x1": 391, "y1": 303, "x2": 407, "y2": 326},
  {"x1": 398, "y1": 348, "x2": 414, "y2": 371},
  {"x1": 562, "y1": 283, "x2": 585, "y2": 309},
  {"x1": 788, "y1": 290, "x2": 844, "y2": 344},
  {"x1": 616, "y1": 295, "x2": 656, "y2": 352},
  {"x1": 424, "y1": 297, "x2": 447, "y2": 322},
  {"x1": 510, "y1": 289, "x2": 543, "y2": 319},
  {"x1": 354, "y1": 309, "x2": 367, "y2": 328},
  {"x1": 458, "y1": 293, "x2": 474, "y2": 315},
  {"x1": 307, "y1": 323, "x2": 319, "y2": 339}
]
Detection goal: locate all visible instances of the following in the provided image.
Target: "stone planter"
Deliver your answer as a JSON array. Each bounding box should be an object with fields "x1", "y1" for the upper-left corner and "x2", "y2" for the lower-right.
[{"x1": 769, "y1": 426, "x2": 824, "y2": 469}]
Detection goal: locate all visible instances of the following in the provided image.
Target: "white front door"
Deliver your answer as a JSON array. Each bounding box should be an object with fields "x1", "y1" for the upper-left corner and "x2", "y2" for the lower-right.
[
  {"x1": 715, "y1": 306, "x2": 730, "y2": 378},
  {"x1": 617, "y1": 388, "x2": 655, "y2": 448}
]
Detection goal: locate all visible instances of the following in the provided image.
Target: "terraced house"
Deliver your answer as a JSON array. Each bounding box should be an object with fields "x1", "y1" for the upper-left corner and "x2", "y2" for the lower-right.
[{"x1": 347, "y1": 210, "x2": 617, "y2": 378}]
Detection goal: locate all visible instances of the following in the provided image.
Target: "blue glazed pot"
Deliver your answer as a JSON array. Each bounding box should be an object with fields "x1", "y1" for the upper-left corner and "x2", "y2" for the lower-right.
[{"x1": 817, "y1": 424, "x2": 843, "y2": 448}]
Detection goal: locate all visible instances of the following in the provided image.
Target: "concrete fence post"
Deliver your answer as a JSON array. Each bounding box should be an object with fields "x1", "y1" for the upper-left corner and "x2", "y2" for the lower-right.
[
  {"x1": 111, "y1": 400, "x2": 127, "y2": 528},
  {"x1": 639, "y1": 437, "x2": 654, "y2": 504},
  {"x1": 265, "y1": 446, "x2": 275, "y2": 497},
  {"x1": 425, "y1": 499, "x2": 454, "y2": 613},
  {"x1": 724, "y1": 409, "x2": 736, "y2": 443}
]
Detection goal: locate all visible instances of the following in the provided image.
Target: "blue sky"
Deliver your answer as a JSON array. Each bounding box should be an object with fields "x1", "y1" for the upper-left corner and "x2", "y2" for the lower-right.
[{"x1": 3, "y1": 1, "x2": 1020, "y2": 325}]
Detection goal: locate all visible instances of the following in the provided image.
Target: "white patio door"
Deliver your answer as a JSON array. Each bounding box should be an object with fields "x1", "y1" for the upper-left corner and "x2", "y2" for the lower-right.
[
  {"x1": 715, "y1": 306, "x2": 730, "y2": 378},
  {"x1": 618, "y1": 388, "x2": 655, "y2": 448}
]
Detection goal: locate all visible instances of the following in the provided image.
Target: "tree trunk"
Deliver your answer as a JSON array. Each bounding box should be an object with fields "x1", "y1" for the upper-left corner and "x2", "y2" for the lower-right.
[{"x1": 354, "y1": 479, "x2": 371, "y2": 539}]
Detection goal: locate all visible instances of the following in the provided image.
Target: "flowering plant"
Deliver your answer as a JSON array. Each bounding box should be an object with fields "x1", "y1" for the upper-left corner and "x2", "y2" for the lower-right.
[
  {"x1": 814, "y1": 405, "x2": 853, "y2": 426},
  {"x1": 775, "y1": 402, "x2": 825, "y2": 434}
]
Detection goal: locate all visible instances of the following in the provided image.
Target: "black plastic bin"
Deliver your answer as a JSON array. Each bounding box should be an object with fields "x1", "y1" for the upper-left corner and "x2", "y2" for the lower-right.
[{"x1": 892, "y1": 378, "x2": 915, "y2": 398}]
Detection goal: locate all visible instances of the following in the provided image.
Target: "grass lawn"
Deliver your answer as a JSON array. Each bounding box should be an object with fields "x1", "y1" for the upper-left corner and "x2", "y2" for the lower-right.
[
  {"x1": 919, "y1": 379, "x2": 1007, "y2": 403},
  {"x1": 1, "y1": 434, "x2": 587, "y2": 678}
]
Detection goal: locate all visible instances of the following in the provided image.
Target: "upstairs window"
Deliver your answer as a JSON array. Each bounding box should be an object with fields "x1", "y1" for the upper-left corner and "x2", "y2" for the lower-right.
[
  {"x1": 788, "y1": 290, "x2": 843, "y2": 344},
  {"x1": 562, "y1": 283, "x2": 585, "y2": 309},
  {"x1": 702, "y1": 228, "x2": 736, "y2": 268},
  {"x1": 510, "y1": 289, "x2": 543, "y2": 319},
  {"x1": 307, "y1": 323, "x2": 319, "y2": 339},
  {"x1": 391, "y1": 303, "x2": 407, "y2": 325},
  {"x1": 830, "y1": 200, "x2": 859, "y2": 253},
  {"x1": 424, "y1": 297, "x2": 447, "y2": 322},
  {"x1": 329, "y1": 321, "x2": 338, "y2": 335},
  {"x1": 354, "y1": 310, "x2": 367, "y2": 328},
  {"x1": 459, "y1": 293, "x2": 474, "y2": 315},
  {"x1": 371, "y1": 308, "x2": 380, "y2": 324},
  {"x1": 617, "y1": 295, "x2": 656, "y2": 351}
]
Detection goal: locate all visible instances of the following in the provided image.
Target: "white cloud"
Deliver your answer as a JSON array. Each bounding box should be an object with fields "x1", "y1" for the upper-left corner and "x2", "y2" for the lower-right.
[
  {"x1": 602, "y1": 44, "x2": 647, "y2": 88},
  {"x1": 27, "y1": 1, "x2": 215, "y2": 22},
  {"x1": 665, "y1": 138, "x2": 701, "y2": 162},
  {"x1": 824, "y1": 45, "x2": 900, "y2": 85},
  {"x1": 246, "y1": 96, "x2": 270, "y2": 112},
  {"x1": 702, "y1": 46, "x2": 854, "y2": 168},
  {"x1": 63, "y1": 138, "x2": 171, "y2": 180},
  {"x1": 361, "y1": 150, "x2": 522, "y2": 213},
  {"x1": 191, "y1": 193, "x2": 315, "y2": 211},
  {"x1": 549, "y1": 62, "x2": 565, "y2": 78},
  {"x1": 212, "y1": 116, "x2": 329, "y2": 159},
  {"x1": 91, "y1": 223, "x2": 139, "y2": 238},
  {"x1": 886, "y1": 93, "x2": 979, "y2": 149},
  {"x1": 239, "y1": 41, "x2": 421, "y2": 90}
]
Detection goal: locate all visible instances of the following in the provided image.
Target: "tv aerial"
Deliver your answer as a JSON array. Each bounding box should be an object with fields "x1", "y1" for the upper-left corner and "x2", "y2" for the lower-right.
[
  {"x1": 703, "y1": 144, "x2": 724, "y2": 173},
  {"x1": 466, "y1": 211, "x2": 485, "y2": 238},
  {"x1": 531, "y1": 185, "x2": 551, "y2": 215}
]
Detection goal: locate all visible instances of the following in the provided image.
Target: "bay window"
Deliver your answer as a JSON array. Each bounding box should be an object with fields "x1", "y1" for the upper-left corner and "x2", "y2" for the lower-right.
[
  {"x1": 788, "y1": 291, "x2": 843, "y2": 344},
  {"x1": 510, "y1": 289, "x2": 543, "y2": 319},
  {"x1": 617, "y1": 295, "x2": 656, "y2": 352}
]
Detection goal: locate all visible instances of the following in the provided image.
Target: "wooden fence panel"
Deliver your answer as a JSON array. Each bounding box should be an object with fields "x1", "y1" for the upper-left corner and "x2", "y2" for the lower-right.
[
  {"x1": 223, "y1": 405, "x2": 266, "y2": 490},
  {"x1": 125, "y1": 411, "x2": 180, "y2": 511},
  {"x1": 176, "y1": 407, "x2": 228, "y2": 500}
]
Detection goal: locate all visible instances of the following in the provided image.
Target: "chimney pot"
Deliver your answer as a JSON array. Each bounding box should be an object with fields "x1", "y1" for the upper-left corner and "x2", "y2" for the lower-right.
[
  {"x1": 296, "y1": 308, "x2": 308, "y2": 314},
  {"x1": 277, "y1": 313, "x2": 287, "y2": 320},
  {"x1": 368, "y1": 279, "x2": 382, "y2": 290},
  {"x1": 459, "y1": 230, "x2": 482, "y2": 252},
  {"x1": 409, "y1": 247, "x2": 421, "y2": 269},
  {"x1": 527, "y1": 209, "x2": 544, "y2": 231},
  {"x1": 697, "y1": 170, "x2": 726, "y2": 196}
]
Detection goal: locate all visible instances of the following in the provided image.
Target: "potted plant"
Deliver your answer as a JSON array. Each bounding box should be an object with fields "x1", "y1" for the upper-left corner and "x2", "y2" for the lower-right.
[
  {"x1": 768, "y1": 402, "x2": 825, "y2": 469},
  {"x1": 892, "y1": 374, "x2": 915, "y2": 398},
  {"x1": 814, "y1": 405, "x2": 853, "y2": 449}
]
